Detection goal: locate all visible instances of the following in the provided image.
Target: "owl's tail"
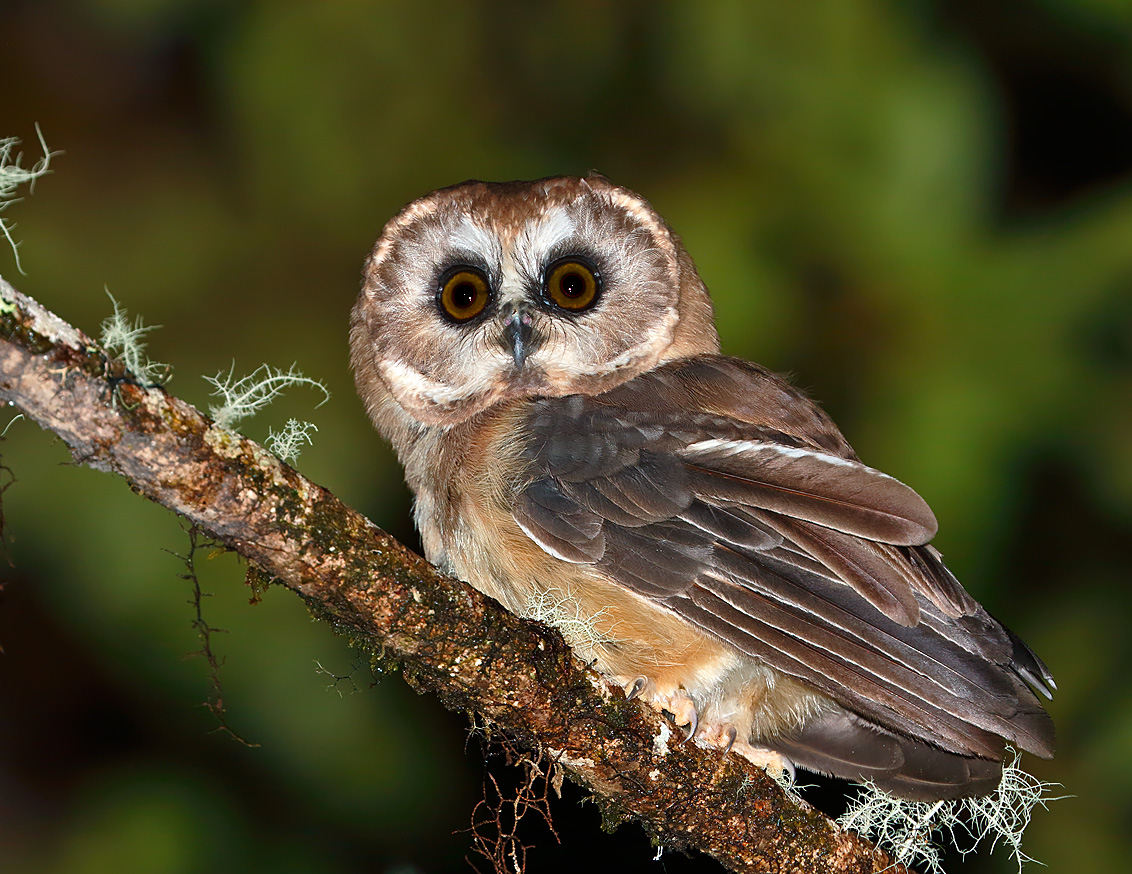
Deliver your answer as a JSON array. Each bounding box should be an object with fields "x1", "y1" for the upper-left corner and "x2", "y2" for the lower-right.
[{"x1": 770, "y1": 708, "x2": 1003, "y2": 800}]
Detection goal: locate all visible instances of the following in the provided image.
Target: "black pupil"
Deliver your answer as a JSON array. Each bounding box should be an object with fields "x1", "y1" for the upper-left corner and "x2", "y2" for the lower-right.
[
  {"x1": 560, "y1": 271, "x2": 586, "y2": 298},
  {"x1": 452, "y1": 281, "x2": 477, "y2": 309}
]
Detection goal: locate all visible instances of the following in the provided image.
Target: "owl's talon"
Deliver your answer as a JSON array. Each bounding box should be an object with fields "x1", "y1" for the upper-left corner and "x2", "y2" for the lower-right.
[
  {"x1": 626, "y1": 676, "x2": 648, "y2": 701},
  {"x1": 684, "y1": 707, "x2": 700, "y2": 741},
  {"x1": 724, "y1": 725, "x2": 738, "y2": 754}
]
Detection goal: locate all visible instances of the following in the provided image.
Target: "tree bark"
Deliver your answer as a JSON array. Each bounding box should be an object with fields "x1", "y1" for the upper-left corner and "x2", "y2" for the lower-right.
[{"x1": 0, "y1": 275, "x2": 908, "y2": 874}]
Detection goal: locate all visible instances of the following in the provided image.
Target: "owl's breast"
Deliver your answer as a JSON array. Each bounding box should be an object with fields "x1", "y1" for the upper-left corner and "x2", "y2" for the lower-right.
[{"x1": 409, "y1": 400, "x2": 586, "y2": 615}]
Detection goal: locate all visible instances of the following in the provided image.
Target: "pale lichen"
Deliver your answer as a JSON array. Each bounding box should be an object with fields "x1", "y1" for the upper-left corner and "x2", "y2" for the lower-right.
[
  {"x1": 204, "y1": 363, "x2": 329, "y2": 430},
  {"x1": 837, "y1": 750, "x2": 1062, "y2": 873},
  {"x1": 0, "y1": 125, "x2": 56, "y2": 274},
  {"x1": 523, "y1": 587, "x2": 619, "y2": 656},
  {"x1": 267, "y1": 418, "x2": 318, "y2": 463},
  {"x1": 100, "y1": 290, "x2": 170, "y2": 385}
]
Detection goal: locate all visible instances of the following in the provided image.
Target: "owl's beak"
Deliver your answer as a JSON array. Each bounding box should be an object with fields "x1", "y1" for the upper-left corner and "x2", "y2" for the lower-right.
[{"x1": 501, "y1": 307, "x2": 537, "y2": 369}]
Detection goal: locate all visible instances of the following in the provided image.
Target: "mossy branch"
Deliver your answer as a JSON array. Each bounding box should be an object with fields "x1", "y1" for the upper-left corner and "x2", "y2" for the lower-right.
[{"x1": 0, "y1": 275, "x2": 909, "y2": 874}]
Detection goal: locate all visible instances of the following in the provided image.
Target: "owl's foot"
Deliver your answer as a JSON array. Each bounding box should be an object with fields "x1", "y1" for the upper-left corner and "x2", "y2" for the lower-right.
[
  {"x1": 681, "y1": 714, "x2": 796, "y2": 786},
  {"x1": 615, "y1": 678, "x2": 794, "y2": 783},
  {"x1": 617, "y1": 677, "x2": 700, "y2": 736},
  {"x1": 732, "y1": 742, "x2": 796, "y2": 786}
]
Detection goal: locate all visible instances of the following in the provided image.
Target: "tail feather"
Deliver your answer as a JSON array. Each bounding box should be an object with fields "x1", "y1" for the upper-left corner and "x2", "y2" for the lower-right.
[{"x1": 770, "y1": 708, "x2": 1004, "y2": 801}]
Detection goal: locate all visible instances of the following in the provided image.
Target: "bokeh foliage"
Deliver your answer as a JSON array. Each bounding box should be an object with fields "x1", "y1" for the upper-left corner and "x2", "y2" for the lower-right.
[{"x1": 1, "y1": 1, "x2": 1130, "y2": 871}]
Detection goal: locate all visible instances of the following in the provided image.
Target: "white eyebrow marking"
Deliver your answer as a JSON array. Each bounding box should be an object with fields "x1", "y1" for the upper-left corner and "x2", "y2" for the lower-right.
[
  {"x1": 527, "y1": 207, "x2": 575, "y2": 252},
  {"x1": 449, "y1": 218, "x2": 498, "y2": 258},
  {"x1": 514, "y1": 207, "x2": 576, "y2": 278}
]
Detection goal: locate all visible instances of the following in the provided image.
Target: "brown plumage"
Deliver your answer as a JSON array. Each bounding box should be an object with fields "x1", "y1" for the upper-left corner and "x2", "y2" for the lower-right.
[{"x1": 350, "y1": 175, "x2": 1054, "y2": 800}]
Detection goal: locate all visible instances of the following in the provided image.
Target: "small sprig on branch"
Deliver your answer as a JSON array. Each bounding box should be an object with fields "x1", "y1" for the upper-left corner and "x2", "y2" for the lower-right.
[
  {"x1": 167, "y1": 523, "x2": 259, "y2": 747},
  {"x1": 467, "y1": 734, "x2": 562, "y2": 874}
]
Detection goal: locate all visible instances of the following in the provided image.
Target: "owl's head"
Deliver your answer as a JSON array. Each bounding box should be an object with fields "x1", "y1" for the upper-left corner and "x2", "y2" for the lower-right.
[{"x1": 350, "y1": 175, "x2": 719, "y2": 433}]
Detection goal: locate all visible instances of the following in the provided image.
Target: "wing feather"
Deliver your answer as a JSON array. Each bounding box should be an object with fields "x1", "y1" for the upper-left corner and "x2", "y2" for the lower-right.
[
  {"x1": 674, "y1": 582, "x2": 1005, "y2": 758},
  {"x1": 751, "y1": 513, "x2": 923, "y2": 625},
  {"x1": 513, "y1": 479, "x2": 604, "y2": 562},
  {"x1": 682, "y1": 439, "x2": 937, "y2": 545},
  {"x1": 678, "y1": 501, "x2": 783, "y2": 551}
]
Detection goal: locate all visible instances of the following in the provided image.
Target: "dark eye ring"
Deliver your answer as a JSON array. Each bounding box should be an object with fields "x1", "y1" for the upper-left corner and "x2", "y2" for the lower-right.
[
  {"x1": 543, "y1": 257, "x2": 601, "y2": 313},
  {"x1": 437, "y1": 266, "x2": 492, "y2": 323}
]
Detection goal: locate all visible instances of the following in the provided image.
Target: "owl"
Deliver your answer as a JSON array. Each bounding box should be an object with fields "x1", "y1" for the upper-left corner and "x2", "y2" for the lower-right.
[{"x1": 350, "y1": 175, "x2": 1054, "y2": 801}]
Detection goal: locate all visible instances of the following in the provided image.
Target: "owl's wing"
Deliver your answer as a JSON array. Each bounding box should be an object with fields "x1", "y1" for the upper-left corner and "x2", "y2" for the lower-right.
[{"x1": 513, "y1": 355, "x2": 1055, "y2": 768}]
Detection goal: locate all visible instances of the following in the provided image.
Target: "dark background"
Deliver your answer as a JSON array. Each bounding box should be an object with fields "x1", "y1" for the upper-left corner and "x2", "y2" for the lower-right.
[{"x1": 2, "y1": 2, "x2": 1130, "y2": 872}]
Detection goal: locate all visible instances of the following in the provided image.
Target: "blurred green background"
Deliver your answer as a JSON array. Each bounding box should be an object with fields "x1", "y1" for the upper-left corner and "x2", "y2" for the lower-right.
[{"x1": 2, "y1": 1, "x2": 1130, "y2": 872}]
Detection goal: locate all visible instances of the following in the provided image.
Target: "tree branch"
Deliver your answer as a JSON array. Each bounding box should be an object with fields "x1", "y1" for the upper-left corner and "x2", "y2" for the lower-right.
[{"x1": 0, "y1": 275, "x2": 907, "y2": 874}]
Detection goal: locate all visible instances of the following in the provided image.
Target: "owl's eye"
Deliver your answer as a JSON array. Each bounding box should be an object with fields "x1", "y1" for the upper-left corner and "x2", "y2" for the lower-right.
[
  {"x1": 438, "y1": 267, "x2": 492, "y2": 323},
  {"x1": 544, "y1": 258, "x2": 601, "y2": 313}
]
